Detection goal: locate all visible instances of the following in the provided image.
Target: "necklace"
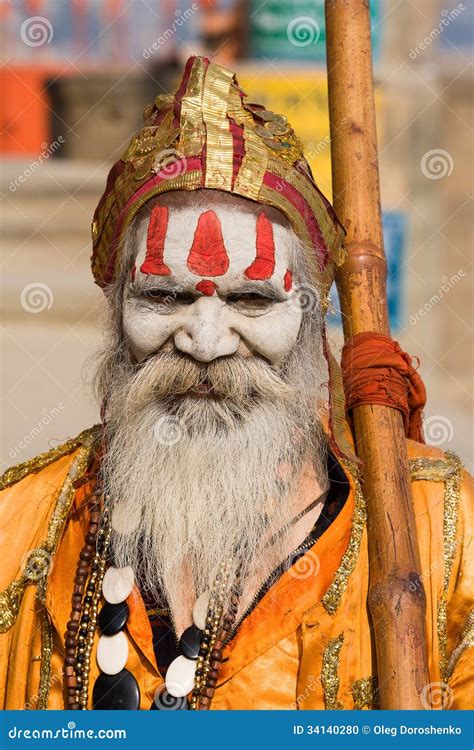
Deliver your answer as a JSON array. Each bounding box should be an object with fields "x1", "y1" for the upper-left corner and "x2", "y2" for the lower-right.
[
  {"x1": 65, "y1": 486, "x2": 330, "y2": 710},
  {"x1": 65, "y1": 497, "x2": 240, "y2": 710}
]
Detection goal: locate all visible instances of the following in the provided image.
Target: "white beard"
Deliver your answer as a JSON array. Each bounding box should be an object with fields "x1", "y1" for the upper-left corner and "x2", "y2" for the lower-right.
[{"x1": 98, "y1": 321, "x2": 327, "y2": 634}]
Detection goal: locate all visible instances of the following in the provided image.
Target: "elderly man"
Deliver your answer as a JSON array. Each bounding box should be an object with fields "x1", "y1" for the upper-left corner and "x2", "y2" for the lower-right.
[{"x1": 1, "y1": 57, "x2": 472, "y2": 711}]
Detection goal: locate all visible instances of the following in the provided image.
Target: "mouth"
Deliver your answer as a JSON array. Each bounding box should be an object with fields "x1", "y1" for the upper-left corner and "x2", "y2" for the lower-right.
[{"x1": 189, "y1": 381, "x2": 219, "y2": 399}]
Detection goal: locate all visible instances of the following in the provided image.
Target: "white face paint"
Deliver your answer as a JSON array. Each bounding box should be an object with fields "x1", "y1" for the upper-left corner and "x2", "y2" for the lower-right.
[{"x1": 122, "y1": 194, "x2": 303, "y2": 366}]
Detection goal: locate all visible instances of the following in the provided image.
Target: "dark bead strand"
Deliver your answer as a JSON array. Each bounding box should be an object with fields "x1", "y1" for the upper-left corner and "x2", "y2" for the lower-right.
[
  {"x1": 196, "y1": 575, "x2": 242, "y2": 711},
  {"x1": 63, "y1": 495, "x2": 103, "y2": 709}
]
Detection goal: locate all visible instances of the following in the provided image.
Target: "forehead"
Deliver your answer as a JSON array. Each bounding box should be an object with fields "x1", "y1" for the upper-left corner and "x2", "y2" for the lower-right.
[{"x1": 131, "y1": 192, "x2": 296, "y2": 292}]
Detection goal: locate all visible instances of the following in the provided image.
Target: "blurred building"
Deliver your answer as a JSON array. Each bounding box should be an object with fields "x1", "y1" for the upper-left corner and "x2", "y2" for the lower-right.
[{"x1": 1, "y1": 0, "x2": 472, "y2": 469}]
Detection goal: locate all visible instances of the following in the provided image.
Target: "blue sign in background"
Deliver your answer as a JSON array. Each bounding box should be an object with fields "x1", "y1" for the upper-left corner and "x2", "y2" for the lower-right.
[
  {"x1": 328, "y1": 210, "x2": 408, "y2": 331},
  {"x1": 0, "y1": 710, "x2": 472, "y2": 750}
]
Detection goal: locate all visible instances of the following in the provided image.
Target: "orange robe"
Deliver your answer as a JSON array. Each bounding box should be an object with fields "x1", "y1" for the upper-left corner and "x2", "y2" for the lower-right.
[{"x1": 0, "y1": 426, "x2": 472, "y2": 710}]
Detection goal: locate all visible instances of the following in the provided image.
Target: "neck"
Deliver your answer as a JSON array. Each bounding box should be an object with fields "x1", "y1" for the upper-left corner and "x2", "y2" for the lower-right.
[{"x1": 235, "y1": 451, "x2": 328, "y2": 621}]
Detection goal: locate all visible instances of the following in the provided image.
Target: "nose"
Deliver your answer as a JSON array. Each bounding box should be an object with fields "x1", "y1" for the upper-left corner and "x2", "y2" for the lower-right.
[{"x1": 173, "y1": 297, "x2": 240, "y2": 363}]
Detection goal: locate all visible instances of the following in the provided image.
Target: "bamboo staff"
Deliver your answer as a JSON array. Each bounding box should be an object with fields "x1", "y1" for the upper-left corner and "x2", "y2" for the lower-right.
[{"x1": 325, "y1": 0, "x2": 430, "y2": 708}]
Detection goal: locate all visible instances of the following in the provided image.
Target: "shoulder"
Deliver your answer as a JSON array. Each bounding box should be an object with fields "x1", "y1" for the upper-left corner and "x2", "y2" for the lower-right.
[
  {"x1": 0, "y1": 426, "x2": 99, "y2": 600},
  {"x1": 1, "y1": 426, "x2": 100, "y2": 492},
  {"x1": 406, "y1": 438, "x2": 471, "y2": 542}
]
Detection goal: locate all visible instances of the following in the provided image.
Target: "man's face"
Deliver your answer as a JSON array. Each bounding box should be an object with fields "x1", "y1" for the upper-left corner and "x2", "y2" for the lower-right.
[
  {"x1": 101, "y1": 192, "x2": 327, "y2": 627},
  {"x1": 122, "y1": 193, "x2": 303, "y2": 368}
]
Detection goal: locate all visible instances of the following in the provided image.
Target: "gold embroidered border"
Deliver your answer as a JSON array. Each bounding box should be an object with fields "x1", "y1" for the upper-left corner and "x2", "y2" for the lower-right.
[
  {"x1": 267, "y1": 154, "x2": 343, "y2": 263},
  {"x1": 322, "y1": 461, "x2": 366, "y2": 615},
  {"x1": 436, "y1": 452, "x2": 463, "y2": 681},
  {"x1": 233, "y1": 124, "x2": 269, "y2": 201},
  {"x1": 321, "y1": 633, "x2": 344, "y2": 709},
  {"x1": 202, "y1": 62, "x2": 234, "y2": 191},
  {"x1": 351, "y1": 676, "x2": 379, "y2": 709},
  {"x1": 410, "y1": 456, "x2": 460, "y2": 483},
  {"x1": 0, "y1": 426, "x2": 98, "y2": 491},
  {"x1": 37, "y1": 577, "x2": 53, "y2": 710},
  {"x1": 179, "y1": 57, "x2": 206, "y2": 156},
  {"x1": 447, "y1": 608, "x2": 474, "y2": 680}
]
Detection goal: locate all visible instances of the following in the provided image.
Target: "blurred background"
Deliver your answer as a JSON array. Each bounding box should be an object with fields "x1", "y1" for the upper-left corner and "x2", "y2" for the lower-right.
[{"x1": 1, "y1": 0, "x2": 472, "y2": 471}]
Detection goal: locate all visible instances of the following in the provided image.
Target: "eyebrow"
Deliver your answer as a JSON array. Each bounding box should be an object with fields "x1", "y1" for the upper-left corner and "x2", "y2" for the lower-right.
[
  {"x1": 130, "y1": 275, "x2": 185, "y2": 294},
  {"x1": 129, "y1": 276, "x2": 286, "y2": 301},
  {"x1": 227, "y1": 281, "x2": 286, "y2": 300}
]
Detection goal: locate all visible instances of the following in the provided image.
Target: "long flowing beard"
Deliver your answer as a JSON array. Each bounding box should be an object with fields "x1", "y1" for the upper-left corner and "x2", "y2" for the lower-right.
[{"x1": 99, "y1": 325, "x2": 327, "y2": 633}]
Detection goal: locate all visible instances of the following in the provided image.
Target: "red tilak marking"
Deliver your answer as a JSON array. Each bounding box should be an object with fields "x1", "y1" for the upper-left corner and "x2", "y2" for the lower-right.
[
  {"x1": 140, "y1": 205, "x2": 171, "y2": 276},
  {"x1": 244, "y1": 212, "x2": 276, "y2": 280},
  {"x1": 284, "y1": 269, "x2": 293, "y2": 292},
  {"x1": 187, "y1": 211, "x2": 229, "y2": 276},
  {"x1": 195, "y1": 280, "x2": 217, "y2": 296}
]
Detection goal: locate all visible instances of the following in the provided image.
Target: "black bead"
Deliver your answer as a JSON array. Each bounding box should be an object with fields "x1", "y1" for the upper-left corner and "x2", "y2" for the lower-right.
[
  {"x1": 179, "y1": 624, "x2": 203, "y2": 660},
  {"x1": 152, "y1": 685, "x2": 188, "y2": 710},
  {"x1": 98, "y1": 601, "x2": 129, "y2": 636},
  {"x1": 92, "y1": 670, "x2": 140, "y2": 710}
]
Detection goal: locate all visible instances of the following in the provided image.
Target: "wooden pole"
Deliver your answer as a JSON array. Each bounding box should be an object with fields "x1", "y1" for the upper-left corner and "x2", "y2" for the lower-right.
[{"x1": 325, "y1": 0, "x2": 430, "y2": 708}]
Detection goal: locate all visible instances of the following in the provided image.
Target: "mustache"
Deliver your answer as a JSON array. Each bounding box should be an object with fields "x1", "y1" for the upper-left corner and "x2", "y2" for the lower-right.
[{"x1": 120, "y1": 350, "x2": 293, "y2": 411}]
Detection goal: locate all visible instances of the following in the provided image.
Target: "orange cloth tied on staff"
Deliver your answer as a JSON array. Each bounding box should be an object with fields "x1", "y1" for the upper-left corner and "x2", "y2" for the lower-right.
[{"x1": 341, "y1": 332, "x2": 427, "y2": 443}]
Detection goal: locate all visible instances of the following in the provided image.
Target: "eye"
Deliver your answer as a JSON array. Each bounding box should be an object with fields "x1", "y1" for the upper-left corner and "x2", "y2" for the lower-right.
[
  {"x1": 227, "y1": 292, "x2": 275, "y2": 310},
  {"x1": 140, "y1": 289, "x2": 194, "y2": 306}
]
